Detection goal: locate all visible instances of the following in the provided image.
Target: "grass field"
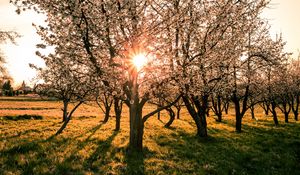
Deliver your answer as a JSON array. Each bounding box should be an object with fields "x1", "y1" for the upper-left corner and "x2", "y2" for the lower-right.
[{"x1": 1, "y1": 96, "x2": 300, "y2": 175}]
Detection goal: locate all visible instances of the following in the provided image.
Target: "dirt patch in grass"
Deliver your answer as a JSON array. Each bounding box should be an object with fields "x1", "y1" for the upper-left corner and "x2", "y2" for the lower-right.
[
  {"x1": 2, "y1": 114, "x2": 43, "y2": 121},
  {"x1": 0, "y1": 107, "x2": 57, "y2": 110}
]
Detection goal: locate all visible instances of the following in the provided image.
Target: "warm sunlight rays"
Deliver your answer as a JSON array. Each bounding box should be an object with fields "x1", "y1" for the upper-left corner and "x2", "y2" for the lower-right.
[{"x1": 132, "y1": 53, "x2": 147, "y2": 70}]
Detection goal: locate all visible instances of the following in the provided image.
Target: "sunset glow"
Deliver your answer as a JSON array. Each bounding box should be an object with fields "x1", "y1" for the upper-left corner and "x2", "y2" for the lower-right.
[{"x1": 132, "y1": 53, "x2": 147, "y2": 70}]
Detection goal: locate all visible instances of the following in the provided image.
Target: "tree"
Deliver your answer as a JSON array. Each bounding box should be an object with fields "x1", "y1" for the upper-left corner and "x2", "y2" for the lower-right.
[
  {"x1": 33, "y1": 53, "x2": 97, "y2": 135},
  {"x1": 12, "y1": 0, "x2": 287, "y2": 150},
  {"x1": 13, "y1": 0, "x2": 182, "y2": 153},
  {"x1": 0, "y1": 30, "x2": 19, "y2": 82},
  {"x1": 96, "y1": 91, "x2": 114, "y2": 123},
  {"x1": 229, "y1": 16, "x2": 288, "y2": 132},
  {"x1": 2, "y1": 80, "x2": 12, "y2": 91},
  {"x1": 289, "y1": 56, "x2": 300, "y2": 121},
  {"x1": 159, "y1": 0, "x2": 273, "y2": 136}
]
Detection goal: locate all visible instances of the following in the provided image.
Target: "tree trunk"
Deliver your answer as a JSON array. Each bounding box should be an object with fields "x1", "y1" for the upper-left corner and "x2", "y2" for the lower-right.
[
  {"x1": 224, "y1": 101, "x2": 229, "y2": 114},
  {"x1": 262, "y1": 101, "x2": 270, "y2": 116},
  {"x1": 279, "y1": 102, "x2": 291, "y2": 123},
  {"x1": 157, "y1": 106, "x2": 161, "y2": 120},
  {"x1": 115, "y1": 113, "x2": 121, "y2": 131},
  {"x1": 271, "y1": 102, "x2": 279, "y2": 126},
  {"x1": 103, "y1": 106, "x2": 111, "y2": 123},
  {"x1": 233, "y1": 95, "x2": 242, "y2": 133},
  {"x1": 236, "y1": 113, "x2": 242, "y2": 132},
  {"x1": 165, "y1": 107, "x2": 175, "y2": 128},
  {"x1": 212, "y1": 95, "x2": 222, "y2": 122},
  {"x1": 182, "y1": 95, "x2": 207, "y2": 137},
  {"x1": 284, "y1": 112, "x2": 289, "y2": 123},
  {"x1": 206, "y1": 107, "x2": 210, "y2": 117},
  {"x1": 129, "y1": 103, "x2": 143, "y2": 152},
  {"x1": 157, "y1": 98, "x2": 162, "y2": 120},
  {"x1": 114, "y1": 98, "x2": 123, "y2": 131},
  {"x1": 175, "y1": 101, "x2": 182, "y2": 119},
  {"x1": 198, "y1": 111, "x2": 208, "y2": 137},
  {"x1": 294, "y1": 111, "x2": 298, "y2": 121},
  {"x1": 62, "y1": 100, "x2": 68, "y2": 122},
  {"x1": 217, "y1": 95, "x2": 222, "y2": 122},
  {"x1": 291, "y1": 94, "x2": 299, "y2": 121},
  {"x1": 250, "y1": 105, "x2": 255, "y2": 120},
  {"x1": 128, "y1": 68, "x2": 144, "y2": 153},
  {"x1": 176, "y1": 107, "x2": 181, "y2": 119},
  {"x1": 56, "y1": 117, "x2": 71, "y2": 135},
  {"x1": 56, "y1": 101, "x2": 84, "y2": 135},
  {"x1": 198, "y1": 95, "x2": 209, "y2": 137}
]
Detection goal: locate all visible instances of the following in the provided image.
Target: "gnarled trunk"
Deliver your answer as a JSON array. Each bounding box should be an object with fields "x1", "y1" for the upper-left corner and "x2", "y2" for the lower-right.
[
  {"x1": 278, "y1": 101, "x2": 291, "y2": 123},
  {"x1": 291, "y1": 94, "x2": 299, "y2": 121},
  {"x1": 250, "y1": 105, "x2": 255, "y2": 120},
  {"x1": 261, "y1": 100, "x2": 270, "y2": 116},
  {"x1": 233, "y1": 97, "x2": 242, "y2": 133},
  {"x1": 223, "y1": 101, "x2": 229, "y2": 114},
  {"x1": 129, "y1": 102, "x2": 143, "y2": 152},
  {"x1": 182, "y1": 95, "x2": 208, "y2": 137},
  {"x1": 198, "y1": 111, "x2": 208, "y2": 137},
  {"x1": 62, "y1": 100, "x2": 69, "y2": 122},
  {"x1": 174, "y1": 101, "x2": 182, "y2": 119},
  {"x1": 165, "y1": 107, "x2": 175, "y2": 128},
  {"x1": 176, "y1": 107, "x2": 181, "y2": 119},
  {"x1": 211, "y1": 95, "x2": 223, "y2": 122},
  {"x1": 114, "y1": 98, "x2": 123, "y2": 131},
  {"x1": 270, "y1": 101, "x2": 279, "y2": 126},
  {"x1": 56, "y1": 101, "x2": 84, "y2": 135},
  {"x1": 236, "y1": 113, "x2": 242, "y2": 133},
  {"x1": 103, "y1": 106, "x2": 111, "y2": 123}
]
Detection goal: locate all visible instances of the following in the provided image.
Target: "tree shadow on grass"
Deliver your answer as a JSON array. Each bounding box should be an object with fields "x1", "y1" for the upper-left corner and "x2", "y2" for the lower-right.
[
  {"x1": 0, "y1": 122, "x2": 116, "y2": 175},
  {"x1": 0, "y1": 138, "x2": 55, "y2": 175},
  {"x1": 79, "y1": 130, "x2": 119, "y2": 174},
  {"x1": 152, "y1": 124, "x2": 300, "y2": 175},
  {"x1": 123, "y1": 149, "x2": 145, "y2": 175}
]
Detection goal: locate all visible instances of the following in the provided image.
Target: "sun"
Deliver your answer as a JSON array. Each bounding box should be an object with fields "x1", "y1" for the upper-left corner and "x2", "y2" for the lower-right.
[{"x1": 132, "y1": 53, "x2": 147, "y2": 70}]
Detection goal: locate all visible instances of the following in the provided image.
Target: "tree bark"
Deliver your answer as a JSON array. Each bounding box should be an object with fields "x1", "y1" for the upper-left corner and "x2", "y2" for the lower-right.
[
  {"x1": 284, "y1": 112, "x2": 289, "y2": 123},
  {"x1": 174, "y1": 100, "x2": 182, "y2": 119},
  {"x1": 224, "y1": 101, "x2": 229, "y2": 114},
  {"x1": 232, "y1": 93, "x2": 244, "y2": 133},
  {"x1": 56, "y1": 101, "x2": 84, "y2": 135},
  {"x1": 96, "y1": 94, "x2": 113, "y2": 123},
  {"x1": 129, "y1": 103, "x2": 143, "y2": 152},
  {"x1": 165, "y1": 107, "x2": 175, "y2": 128},
  {"x1": 182, "y1": 95, "x2": 208, "y2": 137},
  {"x1": 261, "y1": 101, "x2": 270, "y2": 116},
  {"x1": 199, "y1": 111, "x2": 208, "y2": 137},
  {"x1": 291, "y1": 94, "x2": 299, "y2": 121},
  {"x1": 271, "y1": 102, "x2": 279, "y2": 126},
  {"x1": 157, "y1": 106, "x2": 161, "y2": 120},
  {"x1": 250, "y1": 105, "x2": 255, "y2": 120},
  {"x1": 236, "y1": 113, "x2": 242, "y2": 132},
  {"x1": 62, "y1": 100, "x2": 68, "y2": 122},
  {"x1": 278, "y1": 102, "x2": 291, "y2": 123},
  {"x1": 176, "y1": 107, "x2": 181, "y2": 119},
  {"x1": 211, "y1": 95, "x2": 223, "y2": 122},
  {"x1": 103, "y1": 106, "x2": 111, "y2": 123},
  {"x1": 128, "y1": 66, "x2": 144, "y2": 153},
  {"x1": 114, "y1": 98, "x2": 123, "y2": 131}
]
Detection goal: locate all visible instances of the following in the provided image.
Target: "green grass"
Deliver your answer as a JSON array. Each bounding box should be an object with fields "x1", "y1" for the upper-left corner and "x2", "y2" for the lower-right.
[{"x1": 0, "y1": 98, "x2": 300, "y2": 174}]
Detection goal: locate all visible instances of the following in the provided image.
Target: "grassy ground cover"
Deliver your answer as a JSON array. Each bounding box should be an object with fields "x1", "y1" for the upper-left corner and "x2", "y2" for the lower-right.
[{"x1": 0, "y1": 97, "x2": 300, "y2": 174}]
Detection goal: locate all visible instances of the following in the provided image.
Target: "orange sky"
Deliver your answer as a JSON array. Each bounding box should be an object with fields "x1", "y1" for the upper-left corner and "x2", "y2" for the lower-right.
[{"x1": 0, "y1": 0, "x2": 300, "y2": 86}]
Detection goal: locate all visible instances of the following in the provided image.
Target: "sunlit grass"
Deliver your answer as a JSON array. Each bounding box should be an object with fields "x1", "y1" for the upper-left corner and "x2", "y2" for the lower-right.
[{"x1": 1, "y1": 97, "x2": 300, "y2": 174}]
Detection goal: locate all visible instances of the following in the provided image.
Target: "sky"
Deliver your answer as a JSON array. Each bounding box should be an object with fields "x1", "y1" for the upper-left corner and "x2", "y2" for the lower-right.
[{"x1": 0, "y1": 0, "x2": 300, "y2": 87}]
